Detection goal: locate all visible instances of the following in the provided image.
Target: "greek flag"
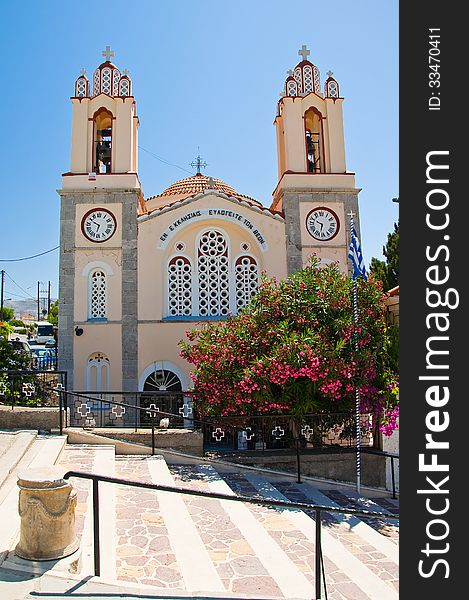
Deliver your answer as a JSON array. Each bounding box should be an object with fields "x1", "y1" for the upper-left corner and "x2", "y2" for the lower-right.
[{"x1": 348, "y1": 225, "x2": 367, "y2": 281}]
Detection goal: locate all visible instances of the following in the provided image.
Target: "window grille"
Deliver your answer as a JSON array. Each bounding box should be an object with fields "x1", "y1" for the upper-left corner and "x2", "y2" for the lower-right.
[
  {"x1": 235, "y1": 256, "x2": 259, "y2": 310},
  {"x1": 90, "y1": 270, "x2": 107, "y2": 319},
  {"x1": 197, "y1": 230, "x2": 230, "y2": 316},
  {"x1": 168, "y1": 257, "x2": 192, "y2": 316}
]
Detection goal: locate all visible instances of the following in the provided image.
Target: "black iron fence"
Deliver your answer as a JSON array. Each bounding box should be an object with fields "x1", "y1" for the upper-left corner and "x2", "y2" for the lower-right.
[
  {"x1": 63, "y1": 469, "x2": 399, "y2": 600},
  {"x1": 200, "y1": 412, "x2": 375, "y2": 453},
  {"x1": 67, "y1": 390, "x2": 192, "y2": 428},
  {"x1": 0, "y1": 370, "x2": 67, "y2": 408}
]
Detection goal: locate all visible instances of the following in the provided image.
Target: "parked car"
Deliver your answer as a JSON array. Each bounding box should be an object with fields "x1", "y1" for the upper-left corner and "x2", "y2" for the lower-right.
[
  {"x1": 31, "y1": 347, "x2": 57, "y2": 370},
  {"x1": 8, "y1": 339, "x2": 31, "y2": 353}
]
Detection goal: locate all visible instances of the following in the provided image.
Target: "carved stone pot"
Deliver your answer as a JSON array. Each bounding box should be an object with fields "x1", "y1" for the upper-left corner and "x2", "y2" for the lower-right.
[{"x1": 15, "y1": 468, "x2": 79, "y2": 561}]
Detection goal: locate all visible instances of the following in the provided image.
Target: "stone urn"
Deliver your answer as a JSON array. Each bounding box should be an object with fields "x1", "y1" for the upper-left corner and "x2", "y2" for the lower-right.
[{"x1": 15, "y1": 467, "x2": 79, "y2": 561}]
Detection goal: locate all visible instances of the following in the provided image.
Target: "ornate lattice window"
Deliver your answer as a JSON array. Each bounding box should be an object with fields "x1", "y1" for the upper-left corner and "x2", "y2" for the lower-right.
[
  {"x1": 93, "y1": 69, "x2": 100, "y2": 96},
  {"x1": 75, "y1": 77, "x2": 88, "y2": 98},
  {"x1": 112, "y1": 68, "x2": 121, "y2": 96},
  {"x1": 303, "y1": 65, "x2": 313, "y2": 94},
  {"x1": 101, "y1": 68, "x2": 112, "y2": 95},
  {"x1": 89, "y1": 270, "x2": 107, "y2": 319},
  {"x1": 119, "y1": 78, "x2": 130, "y2": 96},
  {"x1": 168, "y1": 257, "x2": 192, "y2": 316},
  {"x1": 197, "y1": 230, "x2": 230, "y2": 316},
  {"x1": 294, "y1": 67, "x2": 303, "y2": 95},
  {"x1": 287, "y1": 80, "x2": 298, "y2": 97},
  {"x1": 313, "y1": 66, "x2": 321, "y2": 94},
  {"x1": 326, "y1": 80, "x2": 339, "y2": 98},
  {"x1": 235, "y1": 256, "x2": 259, "y2": 311}
]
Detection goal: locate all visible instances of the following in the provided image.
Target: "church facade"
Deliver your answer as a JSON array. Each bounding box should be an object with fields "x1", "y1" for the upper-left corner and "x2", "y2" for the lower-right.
[{"x1": 57, "y1": 46, "x2": 361, "y2": 394}]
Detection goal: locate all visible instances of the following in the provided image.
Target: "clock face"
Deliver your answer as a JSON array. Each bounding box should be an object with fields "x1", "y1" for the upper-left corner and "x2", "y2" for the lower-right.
[
  {"x1": 81, "y1": 208, "x2": 117, "y2": 243},
  {"x1": 306, "y1": 207, "x2": 340, "y2": 241}
]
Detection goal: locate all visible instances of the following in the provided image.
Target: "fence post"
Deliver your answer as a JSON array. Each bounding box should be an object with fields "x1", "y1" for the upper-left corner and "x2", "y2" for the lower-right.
[
  {"x1": 92, "y1": 478, "x2": 101, "y2": 577},
  {"x1": 295, "y1": 438, "x2": 302, "y2": 484},
  {"x1": 59, "y1": 391, "x2": 63, "y2": 435},
  {"x1": 391, "y1": 456, "x2": 396, "y2": 499},
  {"x1": 315, "y1": 509, "x2": 322, "y2": 600}
]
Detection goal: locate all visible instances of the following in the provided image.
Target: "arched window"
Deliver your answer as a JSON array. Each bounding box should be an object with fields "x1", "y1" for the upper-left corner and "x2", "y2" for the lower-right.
[
  {"x1": 286, "y1": 78, "x2": 298, "y2": 97},
  {"x1": 305, "y1": 108, "x2": 324, "y2": 173},
  {"x1": 326, "y1": 79, "x2": 339, "y2": 98},
  {"x1": 119, "y1": 77, "x2": 131, "y2": 97},
  {"x1": 94, "y1": 108, "x2": 113, "y2": 173},
  {"x1": 101, "y1": 67, "x2": 112, "y2": 95},
  {"x1": 168, "y1": 256, "x2": 192, "y2": 316},
  {"x1": 112, "y1": 68, "x2": 121, "y2": 96},
  {"x1": 75, "y1": 76, "x2": 88, "y2": 98},
  {"x1": 197, "y1": 229, "x2": 230, "y2": 316},
  {"x1": 294, "y1": 66, "x2": 303, "y2": 95},
  {"x1": 86, "y1": 352, "x2": 110, "y2": 392},
  {"x1": 302, "y1": 65, "x2": 313, "y2": 95},
  {"x1": 89, "y1": 269, "x2": 107, "y2": 319},
  {"x1": 313, "y1": 66, "x2": 321, "y2": 94},
  {"x1": 235, "y1": 256, "x2": 259, "y2": 311}
]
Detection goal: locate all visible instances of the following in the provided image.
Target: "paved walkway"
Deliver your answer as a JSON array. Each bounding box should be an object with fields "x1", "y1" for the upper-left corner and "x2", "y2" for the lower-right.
[{"x1": 0, "y1": 443, "x2": 399, "y2": 599}]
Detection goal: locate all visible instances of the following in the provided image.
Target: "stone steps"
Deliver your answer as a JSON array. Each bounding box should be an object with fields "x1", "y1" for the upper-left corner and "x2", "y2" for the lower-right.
[{"x1": 0, "y1": 446, "x2": 399, "y2": 599}]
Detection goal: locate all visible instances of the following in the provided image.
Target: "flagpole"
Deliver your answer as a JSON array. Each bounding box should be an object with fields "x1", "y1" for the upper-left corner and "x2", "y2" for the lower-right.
[{"x1": 348, "y1": 211, "x2": 361, "y2": 496}]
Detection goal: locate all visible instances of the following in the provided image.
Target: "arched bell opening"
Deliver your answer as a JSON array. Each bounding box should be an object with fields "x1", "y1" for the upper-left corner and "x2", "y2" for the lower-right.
[
  {"x1": 93, "y1": 108, "x2": 113, "y2": 173},
  {"x1": 304, "y1": 107, "x2": 324, "y2": 173}
]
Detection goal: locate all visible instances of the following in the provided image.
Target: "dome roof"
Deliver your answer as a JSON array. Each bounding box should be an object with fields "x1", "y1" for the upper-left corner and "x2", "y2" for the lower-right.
[
  {"x1": 160, "y1": 173, "x2": 237, "y2": 198},
  {"x1": 145, "y1": 173, "x2": 264, "y2": 211}
]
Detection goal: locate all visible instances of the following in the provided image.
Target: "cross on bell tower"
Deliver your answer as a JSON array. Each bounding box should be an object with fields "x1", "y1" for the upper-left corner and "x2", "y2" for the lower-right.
[
  {"x1": 298, "y1": 45, "x2": 310, "y2": 62},
  {"x1": 102, "y1": 46, "x2": 115, "y2": 62}
]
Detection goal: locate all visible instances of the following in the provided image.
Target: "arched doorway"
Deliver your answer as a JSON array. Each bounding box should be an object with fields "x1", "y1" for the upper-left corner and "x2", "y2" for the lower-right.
[{"x1": 141, "y1": 364, "x2": 183, "y2": 425}]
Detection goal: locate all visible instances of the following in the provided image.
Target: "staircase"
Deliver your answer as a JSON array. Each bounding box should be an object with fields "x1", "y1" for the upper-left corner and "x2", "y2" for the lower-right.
[{"x1": 0, "y1": 439, "x2": 399, "y2": 599}]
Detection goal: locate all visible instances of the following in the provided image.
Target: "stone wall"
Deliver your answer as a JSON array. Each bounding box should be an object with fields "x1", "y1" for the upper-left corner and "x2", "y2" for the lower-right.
[
  {"x1": 0, "y1": 405, "x2": 61, "y2": 431},
  {"x1": 382, "y1": 425, "x2": 399, "y2": 493},
  {"x1": 223, "y1": 450, "x2": 386, "y2": 488},
  {"x1": 65, "y1": 427, "x2": 204, "y2": 457}
]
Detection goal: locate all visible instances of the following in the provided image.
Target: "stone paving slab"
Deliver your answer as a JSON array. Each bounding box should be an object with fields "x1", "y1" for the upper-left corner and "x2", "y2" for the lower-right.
[
  {"x1": 170, "y1": 464, "x2": 285, "y2": 598},
  {"x1": 244, "y1": 473, "x2": 397, "y2": 599},
  {"x1": 114, "y1": 456, "x2": 185, "y2": 589}
]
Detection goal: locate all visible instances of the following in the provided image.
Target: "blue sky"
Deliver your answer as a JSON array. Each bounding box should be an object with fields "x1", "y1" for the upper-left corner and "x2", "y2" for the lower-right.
[{"x1": 0, "y1": 0, "x2": 398, "y2": 305}]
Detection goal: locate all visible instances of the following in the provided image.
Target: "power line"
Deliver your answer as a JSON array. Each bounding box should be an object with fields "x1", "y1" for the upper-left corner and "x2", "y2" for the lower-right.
[
  {"x1": 138, "y1": 146, "x2": 193, "y2": 176},
  {"x1": 0, "y1": 245, "x2": 59, "y2": 262},
  {"x1": 4, "y1": 290, "x2": 33, "y2": 300},
  {"x1": 4, "y1": 272, "x2": 37, "y2": 301}
]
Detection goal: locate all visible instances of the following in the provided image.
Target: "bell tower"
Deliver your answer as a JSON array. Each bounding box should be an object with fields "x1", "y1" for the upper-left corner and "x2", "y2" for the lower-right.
[
  {"x1": 57, "y1": 47, "x2": 141, "y2": 392},
  {"x1": 272, "y1": 46, "x2": 361, "y2": 275}
]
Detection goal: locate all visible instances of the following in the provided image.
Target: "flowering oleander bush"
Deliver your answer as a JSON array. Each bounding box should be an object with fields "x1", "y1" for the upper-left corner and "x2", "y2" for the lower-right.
[{"x1": 179, "y1": 258, "x2": 399, "y2": 434}]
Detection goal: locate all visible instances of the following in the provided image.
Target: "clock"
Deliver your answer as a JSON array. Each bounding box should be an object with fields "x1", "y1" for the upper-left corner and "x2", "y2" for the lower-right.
[
  {"x1": 305, "y1": 207, "x2": 340, "y2": 241},
  {"x1": 81, "y1": 208, "x2": 117, "y2": 243}
]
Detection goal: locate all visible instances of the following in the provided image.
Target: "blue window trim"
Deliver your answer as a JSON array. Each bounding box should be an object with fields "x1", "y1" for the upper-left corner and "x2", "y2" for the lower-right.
[{"x1": 163, "y1": 315, "x2": 229, "y2": 322}]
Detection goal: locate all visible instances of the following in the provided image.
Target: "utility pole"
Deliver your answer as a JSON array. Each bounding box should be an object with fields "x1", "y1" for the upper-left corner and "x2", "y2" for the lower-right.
[
  {"x1": 47, "y1": 281, "x2": 51, "y2": 317},
  {"x1": 37, "y1": 281, "x2": 40, "y2": 321},
  {"x1": 0, "y1": 270, "x2": 4, "y2": 321}
]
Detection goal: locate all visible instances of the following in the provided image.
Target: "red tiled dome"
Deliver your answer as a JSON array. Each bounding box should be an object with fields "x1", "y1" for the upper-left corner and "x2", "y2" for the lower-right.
[{"x1": 144, "y1": 173, "x2": 264, "y2": 212}]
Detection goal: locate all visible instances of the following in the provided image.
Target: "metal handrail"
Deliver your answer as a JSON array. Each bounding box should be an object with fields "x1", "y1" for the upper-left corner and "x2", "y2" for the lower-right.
[{"x1": 64, "y1": 469, "x2": 399, "y2": 600}]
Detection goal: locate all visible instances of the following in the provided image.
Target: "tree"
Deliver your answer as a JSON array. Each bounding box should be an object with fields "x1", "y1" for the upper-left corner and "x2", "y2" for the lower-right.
[
  {"x1": 0, "y1": 306, "x2": 14, "y2": 322},
  {"x1": 180, "y1": 258, "x2": 399, "y2": 434},
  {"x1": 48, "y1": 299, "x2": 58, "y2": 326},
  {"x1": 369, "y1": 221, "x2": 399, "y2": 291},
  {"x1": 0, "y1": 333, "x2": 30, "y2": 370}
]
